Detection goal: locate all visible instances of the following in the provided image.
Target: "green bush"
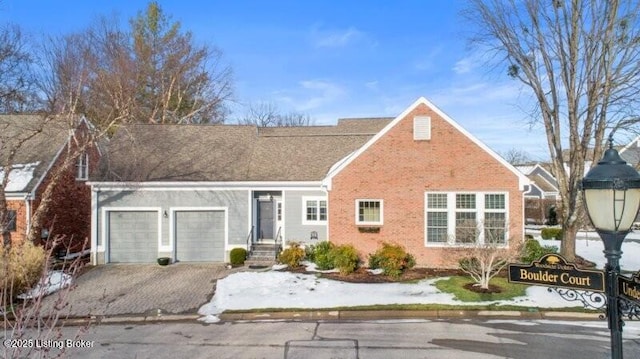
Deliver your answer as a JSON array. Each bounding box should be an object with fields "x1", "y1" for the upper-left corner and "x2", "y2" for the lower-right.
[
  {"x1": 278, "y1": 242, "x2": 305, "y2": 268},
  {"x1": 331, "y1": 244, "x2": 359, "y2": 275},
  {"x1": 304, "y1": 244, "x2": 316, "y2": 262},
  {"x1": 368, "y1": 242, "x2": 416, "y2": 278},
  {"x1": 541, "y1": 227, "x2": 563, "y2": 240},
  {"x1": 313, "y1": 241, "x2": 335, "y2": 270},
  {"x1": 0, "y1": 241, "x2": 47, "y2": 297},
  {"x1": 229, "y1": 248, "x2": 247, "y2": 266},
  {"x1": 520, "y1": 239, "x2": 558, "y2": 263}
]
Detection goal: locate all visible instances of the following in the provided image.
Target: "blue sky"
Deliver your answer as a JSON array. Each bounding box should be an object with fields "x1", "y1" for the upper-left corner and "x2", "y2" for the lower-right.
[{"x1": 1, "y1": 0, "x2": 550, "y2": 159}]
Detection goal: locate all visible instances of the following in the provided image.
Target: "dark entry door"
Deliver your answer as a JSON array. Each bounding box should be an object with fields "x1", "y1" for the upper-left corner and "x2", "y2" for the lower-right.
[{"x1": 258, "y1": 200, "x2": 274, "y2": 240}]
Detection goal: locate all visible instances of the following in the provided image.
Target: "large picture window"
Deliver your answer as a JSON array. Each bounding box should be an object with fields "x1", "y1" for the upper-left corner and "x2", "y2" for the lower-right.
[
  {"x1": 303, "y1": 197, "x2": 327, "y2": 225},
  {"x1": 425, "y1": 192, "x2": 508, "y2": 246},
  {"x1": 356, "y1": 199, "x2": 383, "y2": 225}
]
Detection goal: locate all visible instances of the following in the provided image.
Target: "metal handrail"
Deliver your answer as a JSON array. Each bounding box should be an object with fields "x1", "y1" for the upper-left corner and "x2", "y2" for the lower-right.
[
  {"x1": 246, "y1": 226, "x2": 254, "y2": 256},
  {"x1": 274, "y1": 226, "x2": 283, "y2": 260}
]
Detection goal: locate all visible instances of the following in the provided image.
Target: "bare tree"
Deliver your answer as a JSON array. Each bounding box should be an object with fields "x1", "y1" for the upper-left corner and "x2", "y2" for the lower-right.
[
  {"x1": 463, "y1": 0, "x2": 640, "y2": 260},
  {"x1": 40, "y1": 1, "x2": 233, "y2": 130},
  {"x1": 239, "y1": 101, "x2": 314, "y2": 127},
  {"x1": 0, "y1": 24, "x2": 38, "y2": 113},
  {"x1": 457, "y1": 220, "x2": 524, "y2": 290},
  {"x1": 501, "y1": 148, "x2": 532, "y2": 166}
]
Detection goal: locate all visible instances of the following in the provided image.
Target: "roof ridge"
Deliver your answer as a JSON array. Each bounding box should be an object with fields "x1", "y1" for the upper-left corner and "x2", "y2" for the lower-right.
[{"x1": 259, "y1": 133, "x2": 377, "y2": 138}]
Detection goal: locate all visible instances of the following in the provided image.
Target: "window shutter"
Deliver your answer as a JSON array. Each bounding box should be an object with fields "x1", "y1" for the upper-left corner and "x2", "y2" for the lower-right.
[{"x1": 413, "y1": 116, "x2": 431, "y2": 140}]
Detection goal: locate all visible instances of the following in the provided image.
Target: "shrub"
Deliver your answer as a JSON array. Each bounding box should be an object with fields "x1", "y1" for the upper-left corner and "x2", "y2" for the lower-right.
[
  {"x1": 313, "y1": 241, "x2": 335, "y2": 270},
  {"x1": 304, "y1": 244, "x2": 316, "y2": 262},
  {"x1": 0, "y1": 241, "x2": 47, "y2": 297},
  {"x1": 229, "y1": 248, "x2": 247, "y2": 266},
  {"x1": 541, "y1": 227, "x2": 563, "y2": 240},
  {"x1": 278, "y1": 242, "x2": 305, "y2": 268},
  {"x1": 520, "y1": 239, "x2": 558, "y2": 263},
  {"x1": 331, "y1": 244, "x2": 359, "y2": 275},
  {"x1": 368, "y1": 242, "x2": 416, "y2": 278}
]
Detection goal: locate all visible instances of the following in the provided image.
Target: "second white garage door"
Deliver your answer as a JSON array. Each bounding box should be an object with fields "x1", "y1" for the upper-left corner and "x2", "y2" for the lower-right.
[{"x1": 175, "y1": 210, "x2": 225, "y2": 262}]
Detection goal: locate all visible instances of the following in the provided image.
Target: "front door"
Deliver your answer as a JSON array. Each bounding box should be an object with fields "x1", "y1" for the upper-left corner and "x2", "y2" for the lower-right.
[{"x1": 258, "y1": 200, "x2": 274, "y2": 240}]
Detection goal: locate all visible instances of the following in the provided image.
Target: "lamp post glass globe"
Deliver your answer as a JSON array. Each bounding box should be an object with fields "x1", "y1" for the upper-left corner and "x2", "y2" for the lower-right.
[{"x1": 582, "y1": 145, "x2": 640, "y2": 235}]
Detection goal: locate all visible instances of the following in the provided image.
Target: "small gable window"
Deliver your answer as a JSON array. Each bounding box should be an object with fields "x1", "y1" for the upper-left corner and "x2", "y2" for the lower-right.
[
  {"x1": 356, "y1": 199, "x2": 383, "y2": 225},
  {"x1": 413, "y1": 116, "x2": 431, "y2": 141},
  {"x1": 76, "y1": 153, "x2": 89, "y2": 180}
]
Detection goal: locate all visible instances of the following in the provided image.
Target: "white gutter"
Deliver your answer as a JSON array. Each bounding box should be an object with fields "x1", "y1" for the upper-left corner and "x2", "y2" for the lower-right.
[{"x1": 88, "y1": 181, "x2": 324, "y2": 191}]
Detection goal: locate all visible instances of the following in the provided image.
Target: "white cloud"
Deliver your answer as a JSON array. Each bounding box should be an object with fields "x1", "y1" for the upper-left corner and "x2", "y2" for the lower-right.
[
  {"x1": 453, "y1": 57, "x2": 474, "y2": 74},
  {"x1": 311, "y1": 25, "x2": 374, "y2": 48},
  {"x1": 271, "y1": 80, "x2": 347, "y2": 113},
  {"x1": 296, "y1": 80, "x2": 347, "y2": 111},
  {"x1": 364, "y1": 80, "x2": 379, "y2": 90},
  {"x1": 414, "y1": 46, "x2": 443, "y2": 72}
]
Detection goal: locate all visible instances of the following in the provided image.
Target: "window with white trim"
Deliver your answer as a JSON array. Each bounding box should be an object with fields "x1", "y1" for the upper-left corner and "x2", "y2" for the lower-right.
[
  {"x1": 425, "y1": 192, "x2": 507, "y2": 245},
  {"x1": 76, "y1": 153, "x2": 89, "y2": 180},
  {"x1": 356, "y1": 199, "x2": 383, "y2": 225},
  {"x1": 303, "y1": 197, "x2": 327, "y2": 224},
  {"x1": 426, "y1": 193, "x2": 448, "y2": 243},
  {"x1": 484, "y1": 194, "x2": 507, "y2": 244}
]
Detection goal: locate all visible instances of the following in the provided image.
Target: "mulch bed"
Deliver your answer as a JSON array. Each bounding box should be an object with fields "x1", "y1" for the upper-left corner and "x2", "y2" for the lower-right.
[
  {"x1": 284, "y1": 266, "x2": 464, "y2": 283},
  {"x1": 463, "y1": 282, "x2": 503, "y2": 294}
]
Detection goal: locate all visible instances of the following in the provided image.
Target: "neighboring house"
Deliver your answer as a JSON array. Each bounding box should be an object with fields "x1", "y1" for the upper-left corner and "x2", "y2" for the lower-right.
[
  {"x1": 619, "y1": 135, "x2": 640, "y2": 168},
  {"x1": 0, "y1": 115, "x2": 99, "y2": 253},
  {"x1": 516, "y1": 163, "x2": 560, "y2": 225},
  {"x1": 89, "y1": 97, "x2": 529, "y2": 267}
]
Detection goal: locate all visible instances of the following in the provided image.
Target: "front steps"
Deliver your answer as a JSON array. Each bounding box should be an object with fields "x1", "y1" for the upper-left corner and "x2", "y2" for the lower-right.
[{"x1": 245, "y1": 243, "x2": 280, "y2": 267}]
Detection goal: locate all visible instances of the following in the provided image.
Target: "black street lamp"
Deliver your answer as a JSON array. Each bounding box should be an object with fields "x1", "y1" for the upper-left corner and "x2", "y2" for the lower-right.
[{"x1": 581, "y1": 137, "x2": 640, "y2": 359}]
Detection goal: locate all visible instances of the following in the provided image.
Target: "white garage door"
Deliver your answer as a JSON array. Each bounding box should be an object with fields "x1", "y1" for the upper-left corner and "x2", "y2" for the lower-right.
[
  {"x1": 108, "y1": 211, "x2": 158, "y2": 263},
  {"x1": 175, "y1": 210, "x2": 225, "y2": 262}
]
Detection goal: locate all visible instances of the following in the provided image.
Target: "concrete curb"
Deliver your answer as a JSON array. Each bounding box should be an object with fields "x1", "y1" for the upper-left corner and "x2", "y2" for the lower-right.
[
  {"x1": 53, "y1": 310, "x2": 603, "y2": 326},
  {"x1": 216, "y1": 309, "x2": 603, "y2": 322}
]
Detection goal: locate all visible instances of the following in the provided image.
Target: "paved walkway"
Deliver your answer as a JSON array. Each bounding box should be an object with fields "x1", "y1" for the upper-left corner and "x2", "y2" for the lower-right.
[{"x1": 40, "y1": 263, "x2": 246, "y2": 318}]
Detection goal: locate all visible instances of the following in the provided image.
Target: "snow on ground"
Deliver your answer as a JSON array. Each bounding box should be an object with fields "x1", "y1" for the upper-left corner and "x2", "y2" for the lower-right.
[
  {"x1": 200, "y1": 235, "x2": 640, "y2": 323},
  {"x1": 18, "y1": 271, "x2": 72, "y2": 300},
  {"x1": 538, "y1": 232, "x2": 640, "y2": 271}
]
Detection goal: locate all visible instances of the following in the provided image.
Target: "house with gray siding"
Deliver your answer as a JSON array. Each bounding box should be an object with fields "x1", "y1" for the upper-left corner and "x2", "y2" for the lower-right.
[
  {"x1": 89, "y1": 118, "x2": 390, "y2": 264},
  {"x1": 90, "y1": 97, "x2": 529, "y2": 266}
]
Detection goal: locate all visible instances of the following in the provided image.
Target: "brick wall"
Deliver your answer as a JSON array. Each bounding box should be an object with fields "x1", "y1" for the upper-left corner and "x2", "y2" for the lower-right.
[
  {"x1": 328, "y1": 103, "x2": 524, "y2": 268},
  {"x1": 6, "y1": 199, "x2": 28, "y2": 243},
  {"x1": 33, "y1": 126, "x2": 98, "y2": 251},
  {"x1": 8, "y1": 121, "x2": 98, "y2": 252}
]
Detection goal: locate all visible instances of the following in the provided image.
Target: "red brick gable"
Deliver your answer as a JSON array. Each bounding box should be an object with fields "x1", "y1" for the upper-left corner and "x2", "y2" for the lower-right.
[
  {"x1": 6, "y1": 119, "x2": 98, "y2": 252},
  {"x1": 328, "y1": 100, "x2": 525, "y2": 268}
]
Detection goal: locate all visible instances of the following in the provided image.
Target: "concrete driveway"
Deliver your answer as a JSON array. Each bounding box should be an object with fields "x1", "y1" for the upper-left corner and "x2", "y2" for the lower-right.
[{"x1": 40, "y1": 263, "x2": 245, "y2": 318}]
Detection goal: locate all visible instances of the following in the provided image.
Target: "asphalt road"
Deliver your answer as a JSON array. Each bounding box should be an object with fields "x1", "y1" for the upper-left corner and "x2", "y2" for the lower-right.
[{"x1": 5, "y1": 319, "x2": 640, "y2": 359}]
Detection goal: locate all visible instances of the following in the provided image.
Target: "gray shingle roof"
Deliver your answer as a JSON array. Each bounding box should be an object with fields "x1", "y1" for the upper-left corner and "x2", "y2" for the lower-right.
[
  {"x1": 100, "y1": 118, "x2": 392, "y2": 182},
  {"x1": 527, "y1": 173, "x2": 558, "y2": 193},
  {"x1": 0, "y1": 115, "x2": 71, "y2": 192}
]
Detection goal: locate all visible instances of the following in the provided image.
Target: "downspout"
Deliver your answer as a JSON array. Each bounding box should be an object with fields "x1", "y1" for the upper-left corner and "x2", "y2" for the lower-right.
[
  {"x1": 24, "y1": 195, "x2": 32, "y2": 240},
  {"x1": 90, "y1": 187, "x2": 99, "y2": 265},
  {"x1": 522, "y1": 185, "x2": 530, "y2": 238}
]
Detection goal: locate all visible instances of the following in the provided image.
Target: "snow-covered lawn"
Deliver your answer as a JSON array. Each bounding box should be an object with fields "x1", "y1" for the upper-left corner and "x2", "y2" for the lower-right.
[{"x1": 198, "y1": 236, "x2": 640, "y2": 323}]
